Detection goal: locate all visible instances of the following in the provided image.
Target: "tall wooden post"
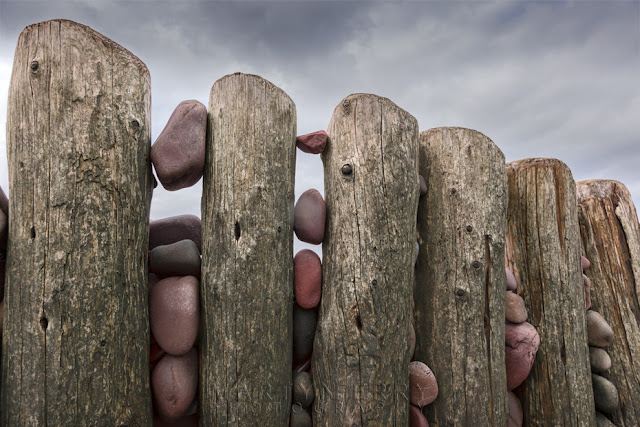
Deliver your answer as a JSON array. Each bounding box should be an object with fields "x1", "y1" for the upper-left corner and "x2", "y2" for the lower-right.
[
  {"x1": 313, "y1": 94, "x2": 418, "y2": 425},
  {"x1": 505, "y1": 158, "x2": 595, "y2": 425},
  {"x1": 414, "y1": 127, "x2": 508, "y2": 426},
  {"x1": 2, "y1": 20, "x2": 153, "y2": 425},
  {"x1": 577, "y1": 179, "x2": 640, "y2": 425},
  {"x1": 200, "y1": 73, "x2": 296, "y2": 425}
]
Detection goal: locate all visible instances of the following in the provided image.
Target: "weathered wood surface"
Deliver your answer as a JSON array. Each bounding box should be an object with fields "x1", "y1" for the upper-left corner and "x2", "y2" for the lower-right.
[
  {"x1": 2, "y1": 20, "x2": 153, "y2": 425},
  {"x1": 313, "y1": 94, "x2": 418, "y2": 426},
  {"x1": 577, "y1": 179, "x2": 640, "y2": 426},
  {"x1": 505, "y1": 158, "x2": 595, "y2": 426},
  {"x1": 200, "y1": 73, "x2": 296, "y2": 425},
  {"x1": 414, "y1": 127, "x2": 508, "y2": 426}
]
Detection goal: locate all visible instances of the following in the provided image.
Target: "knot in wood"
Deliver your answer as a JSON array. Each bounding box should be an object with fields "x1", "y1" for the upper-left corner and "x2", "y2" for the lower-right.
[
  {"x1": 466, "y1": 225, "x2": 473, "y2": 232},
  {"x1": 456, "y1": 288, "x2": 465, "y2": 297},
  {"x1": 130, "y1": 119, "x2": 140, "y2": 129},
  {"x1": 343, "y1": 99, "x2": 350, "y2": 108},
  {"x1": 342, "y1": 164, "x2": 353, "y2": 176},
  {"x1": 472, "y1": 260, "x2": 481, "y2": 269},
  {"x1": 30, "y1": 61, "x2": 39, "y2": 72}
]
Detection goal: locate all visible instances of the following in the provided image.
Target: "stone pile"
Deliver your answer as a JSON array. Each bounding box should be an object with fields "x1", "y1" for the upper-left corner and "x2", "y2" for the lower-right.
[
  {"x1": 581, "y1": 256, "x2": 620, "y2": 426},
  {"x1": 290, "y1": 130, "x2": 327, "y2": 426},
  {"x1": 410, "y1": 175, "x2": 438, "y2": 427},
  {"x1": 504, "y1": 268, "x2": 541, "y2": 427},
  {"x1": 148, "y1": 100, "x2": 207, "y2": 424}
]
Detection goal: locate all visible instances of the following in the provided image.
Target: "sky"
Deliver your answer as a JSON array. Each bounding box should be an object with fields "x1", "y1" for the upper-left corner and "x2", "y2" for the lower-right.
[{"x1": 0, "y1": 0, "x2": 638, "y2": 256}]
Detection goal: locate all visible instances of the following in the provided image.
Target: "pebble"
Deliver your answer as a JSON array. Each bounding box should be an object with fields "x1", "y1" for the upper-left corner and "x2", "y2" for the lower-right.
[
  {"x1": 507, "y1": 390, "x2": 523, "y2": 427},
  {"x1": 152, "y1": 348, "x2": 199, "y2": 422},
  {"x1": 581, "y1": 256, "x2": 591, "y2": 271},
  {"x1": 290, "y1": 405, "x2": 313, "y2": 426},
  {"x1": 592, "y1": 374, "x2": 620, "y2": 413},
  {"x1": 151, "y1": 100, "x2": 207, "y2": 191},
  {"x1": 409, "y1": 361, "x2": 438, "y2": 406},
  {"x1": 586, "y1": 310, "x2": 614, "y2": 348},
  {"x1": 595, "y1": 412, "x2": 616, "y2": 427},
  {"x1": 505, "y1": 291, "x2": 528, "y2": 324},
  {"x1": 409, "y1": 322, "x2": 416, "y2": 360},
  {"x1": 505, "y1": 321, "x2": 540, "y2": 390},
  {"x1": 293, "y1": 371, "x2": 314, "y2": 409},
  {"x1": 294, "y1": 250, "x2": 322, "y2": 309},
  {"x1": 150, "y1": 215, "x2": 202, "y2": 253},
  {"x1": 410, "y1": 404, "x2": 429, "y2": 426},
  {"x1": 296, "y1": 130, "x2": 327, "y2": 154},
  {"x1": 419, "y1": 175, "x2": 427, "y2": 196},
  {"x1": 589, "y1": 346, "x2": 612, "y2": 373},
  {"x1": 293, "y1": 304, "x2": 317, "y2": 363},
  {"x1": 149, "y1": 239, "x2": 201, "y2": 278},
  {"x1": 294, "y1": 189, "x2": 326, "y2": 245},
  {"x1": 583, "y1": 274, "x2": 592, "y2": 311},
  {"x1": 150, "y1": 276, "x2": 200, "y2": 356},
  {"x1": 506, "y1": 269, "x2": 518, "y2": 291}
]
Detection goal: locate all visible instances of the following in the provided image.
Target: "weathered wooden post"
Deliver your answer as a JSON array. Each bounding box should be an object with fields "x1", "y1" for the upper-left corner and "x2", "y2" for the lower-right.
[
  {"x1": 505, "y1": 158, "x2": 595, "y2": 425},
  {"x1": 2, "y1": 20, "x2": 153, "y2": 425},
  {"x1": 577, "y1": 179, "x2": 640, "y2": 425},
  {"x1": 414, "y1": 127, "x2": 508, "y2": 426},
  {"x1": 200, "y1": 73, "x2": 296, "y2": 425},
  {"x1": 312, "y1": 94, "x2": 418, "y2": 425}
]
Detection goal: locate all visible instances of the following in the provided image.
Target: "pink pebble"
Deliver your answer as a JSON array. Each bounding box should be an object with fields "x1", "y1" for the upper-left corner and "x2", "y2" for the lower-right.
[
  {"x1": 296, "y1": 130, "x2": 327, "y2": 154},
  {"x1": 294, "y1": 189, "x2": 326, "y2": 245},
  {"x1": 506, "y1": 269, "x2": 517, "y2": 291},
  {"x1": 150, "y1": 276, "x2": 200, "y2": 356},
  {"x1": 410, "y1": 404, "x2": 429, "y2": 426},
  {"x1": 152, "y1": 349, "x2": 198, "y2": 422},
  {"x1": 294, "y1": 250, "x2": 322, "y2": 309},
  {"x1": 581, "y1": 256, "x2": 591, "y2": 271},
  {"x1": 508, "y1": 390, "x2": 523, "y2": 426},
  {"x1": 410, "y1": 361, "x2": 438, "y2": 406},
  {"x1": 505, "y1": 321, "x2": 540, "y2": 390}
]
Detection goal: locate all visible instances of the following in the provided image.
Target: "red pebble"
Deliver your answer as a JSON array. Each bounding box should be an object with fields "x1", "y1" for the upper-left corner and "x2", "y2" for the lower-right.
[
  {"x1": 508, "y1": 390, "x2": 523, "y2": 426},
  {"x1": 152, "y1": 349, "x2": 199, "y2": 422},
  {"x1": 294, "y1": 189, "x2": 326, "y2": 245},
  {"x1": 296, "y1": 130, "x2": 327, "y2": 154},
  {"x1": 581, "y1": 256, "x2": 591, "y2": 271},
  {"x1": 294, "y1": 250, "x2": 322, "y2": 309},
  {"x1": 150, "y1": 215, "x2": 202, "y2": 253},
  {"x1": 410, "y1": 361, "x2": 438, "y2": 406},
  {"x1": 410, "y1": 404, "x2": 429, "y2": 426},
  {"x1": 505, "y1": 321, "x2": 540, "y2": 390}
]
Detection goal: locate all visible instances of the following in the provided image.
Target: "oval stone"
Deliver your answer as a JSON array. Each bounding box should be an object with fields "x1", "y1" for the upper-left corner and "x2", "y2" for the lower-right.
[
  {"x1": 410, "y1": 404, "x2": 429, "y2": 426},
  {"x1": 294, "y1": 250, "x2": 322, "y2": 309},
  {"x1": 410, "y1": 361, "x2": 438, "y2": 406},
  {"x1": 595, "y1": 412, "x2": 616, "y2": 427},
  {"x1": 152, "y1": 348, "x2": 198, "y2": 422},
  {"x1": 581, "y1": 256, "x2": 591, "y2": 271},
  {"x1": 296, "y1": 130, "x2": 327, "y2": 154},
  {"x1": 586, "y1": 310, "x2": 614, "y2": 347},
  {"x1": 290, "y1": 405, "x2": 313, "y2": 427},
  {"x1": 150, "y1": 214, "x2": 202, "y2": 252},
  {"x1": 294, "y1": 189, "x2": 326, "y2": 245},
  {"x1": 589, "y1": 346, "x2": 612, "y2": 373},
  {"x1": 505, "y1": 291, "x2": 528, "y2": 324},
  {"x1": 507, "y1": 390, "x2": 523, "y2": 427},
  {"x1": 592, "y1": 374, "x2": 620, "y2": 413},
  {"x1": 293, "y1": 304, "x2": 317, "y2": 363},
  {"x1": 293, "y1": 371, "x2": 314, "y2": 409},
  {"x1": 149, "y1": 239, "x2": 201, "y2": 278},
  {"x1": 506, "y1": 269, "x2": 518, "y2": 291},
  {"x1": 151, "y1": 100, "x2": 207, "y2": 191},
  {"x1": 505, "y1": 321, "x2": 540, "y2": 390},
  {"x1": 150, "y1": 276, "x2": 200, "y2": 356}
]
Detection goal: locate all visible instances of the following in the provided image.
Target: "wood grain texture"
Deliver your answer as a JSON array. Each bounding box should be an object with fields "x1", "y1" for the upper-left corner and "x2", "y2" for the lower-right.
[
  {"x1": 2, "y1": 20, "x2": 153, "y2": 425},
  {"x1": 414, "y1": 127, "x2": 508, "y2": 426},
  {"x1": 200, "y1": 73, "x2": 296, "y2": 426},
  {"x1": 312, "y1": 94, "x2": 418, "y2": 426},
  {"x1": 577, "y1": 179, "x2": 640, "y2": 426},
  {"x1": 505, "y1": 158, "x2": 595, "y2": 426}
]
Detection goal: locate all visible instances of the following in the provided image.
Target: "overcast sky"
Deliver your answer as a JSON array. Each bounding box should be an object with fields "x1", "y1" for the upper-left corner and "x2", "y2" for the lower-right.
[{"x1": 0, "y1": 0, "x2": 638, "y2": 255}]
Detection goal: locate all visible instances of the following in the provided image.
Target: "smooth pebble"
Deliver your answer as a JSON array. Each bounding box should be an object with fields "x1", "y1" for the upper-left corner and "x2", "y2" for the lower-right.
[
  {"x1": 589, "y1": 346, "x2": 612, "y2": 373},
  {"x1": 505, "y1": 291, "x2": 528, "y2": 324},
  {"x1": 581, "y1": 256, "x2": 591, "y2": 271},
  {"x1": 595, "y1": 412, "x2": 616, "y2": 427},
  {"x1": 505, "y1": 321, "x2": 540, "y2": 390},
  {"x1": 410, "y1": 404, "x2": 429, "y2": 426},
  {"x1": 592, "y1": 374, "x2": 620, "y2": 413},
  {"x1": 290, "y1": 406, "x2": 312, "y2": 427},
  {"x1": 152, "y1": 348, "x2": 199, "y2": 422},
  {"x1": 506, "y1": 269, "x2": 518, "y2": 291},
  {"x1": 294, "y1": 189, "x2": 326, "y2": 245},
  {"x1": 149, "y1": 239, "x2": 201, "y2": 278},
  {"x1": 294, "y1": 250, "x2": 322, "y2": 309},
  {"x1": 296, "y1": 130, "x2": 327, "y2": 154},
  {"x1": 507, "y1": 390, "x2": 523, "y2": 427},
  {"x1": 150, "y1": 215, "x2": 202, "y2": 252},
  {"x1": 409, "y1": 361, "x2": 438, "y2": 406},
  {"x1": 586, "y1": 310, "x2": 614, "y2": 348},
  {"x1": 293, "y1": 304, "x2": 317, "y2": 363},
  {"x1": 293, "y1": 371, "x2": 314, "y2": 409}
]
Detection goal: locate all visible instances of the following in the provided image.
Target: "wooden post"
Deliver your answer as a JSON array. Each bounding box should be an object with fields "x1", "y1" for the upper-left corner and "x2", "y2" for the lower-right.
[
  {"x1": 414, "y1": 127, "x2": 508, "y2": 426},
  {"x1": 200, "y1": 73, "x2": 296, "y2": 425},
  {"x1": 313, "y1": 94, "x2": 418, "y2": 425},
  {"x1": 505, "y1": 158, "x2": 595, "y2": 425},
  {"x1": 577, "y1": 179, "x2": 640, "y2": 425},
  {"x1": 2, "y1": 20, "x2": 153, "y2": 425}
]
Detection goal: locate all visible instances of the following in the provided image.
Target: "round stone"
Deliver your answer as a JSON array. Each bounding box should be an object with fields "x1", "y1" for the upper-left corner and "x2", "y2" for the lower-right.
[
  {"x1": 149, "y1": 239, "x2": 201, "y2": 278},
  {"x1": 589, "y1": 346, "x2": 612, "y2": 373},
  {"x1": 595, "y1": 412, "x2": 616, "y2": 427},
  {"x1": 505, "y1": 321, "x2": 540, "y2": 390},
  {"x1": 581, "y1": 256, "x2": 591, "y2": 271},
  {"x1": 290, "y1": 405, "x2": 313, "y2": 426},
  {"x1": 294, "y1": 189, "x2": 326, "y2": 245},
  {"x1": 152, "y1": 348, "x2": 198, "y2": 422},
  {"x1": 592, "y1": 374, "x2": 620, "y2": 413},
  {"x1": 150, "y1": 276, "x2": 200, "y2": 356},
  {"x1": 293, "y1": 304, "x2": 317, "y2": 363},
  {"x1": 409, "y1": 361, "x2": 438, "y2": 406},
  {"x1": 586, "y1": 310, "x2": 614, "y2": 347},
  {"x1": 505, "y1": 291, "x2": 528, "y2": 324},
  {"x1": 293, "y1": 371, "x2": 314, "y2": 409},
  {"x1": 410, "y1": 404, "x2": 429, "y2": 426},
  {"x1": 149, "y1": 214, "x2": 201, "y2": 252},
  {"x1": 507, "y1": 390, "x2": 523, "y2": 427},
  {"x1": 506, "y1": 269, "x2": 518, "y2": 291},
  {"x1": 294, "y1": 250, "x2": 322, "y2": 309}
]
